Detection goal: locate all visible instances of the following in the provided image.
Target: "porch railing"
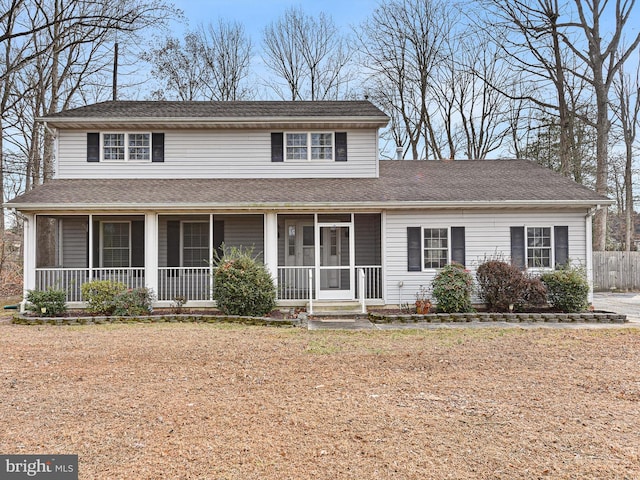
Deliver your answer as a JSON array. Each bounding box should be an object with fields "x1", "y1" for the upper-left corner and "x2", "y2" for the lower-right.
[
  {"x1": 277, "y1": 265, "x2": 383, "y2": 300},
  {"x1": 35, "y1": 268, "x2": 145, "y2": 302},
  {"x1": 34, "y1": 265, "x2": 383, "y2": 304},
  {"x1": 157, "y1": 267, "x2": 211, "y2": 302},
  {"x1": 277, "y1": 266, "x2": 315, "y2": 300},
  {"x1": 356, "y1": 265, "x2": 383, "y2": 300}
]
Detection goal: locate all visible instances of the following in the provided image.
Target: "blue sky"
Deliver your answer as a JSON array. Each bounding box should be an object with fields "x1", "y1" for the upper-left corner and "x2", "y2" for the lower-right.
[{"x1": 170, "y1": 0, "x2": 375, "y2": 39}]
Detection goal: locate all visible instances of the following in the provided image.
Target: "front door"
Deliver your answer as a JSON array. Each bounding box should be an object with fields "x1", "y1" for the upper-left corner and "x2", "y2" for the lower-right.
[{"x1": 318, "y1": 223, "x2": 353, "y2": 300}]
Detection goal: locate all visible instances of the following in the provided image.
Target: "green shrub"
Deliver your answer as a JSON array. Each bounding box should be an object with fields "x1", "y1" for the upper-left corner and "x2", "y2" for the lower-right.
[
  {"x1": 81, "y1": 280, "x2": 127, "y2": 315},
  {"x1": 213, "y1": 246, "x2": 276, "y2": 316},
  {"x1": 112, "y1": 288, "x2": 154, "y2": 316},
  {"x1": 26, "y1": 288, "x2": 67, "y2": 316},
  {"x1": 476, "y1": 260, "x2": 548, "y2": 311},
  {"x1": 432, "y1": 263, "x2": 474, "y2": 313},
  {"x1": 541, "y1": 266, "x2": 590, "y2": 312}
]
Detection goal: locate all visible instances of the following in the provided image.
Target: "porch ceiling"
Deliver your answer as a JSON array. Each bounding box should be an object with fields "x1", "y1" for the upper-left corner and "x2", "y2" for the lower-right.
[{"x1": 6, "y1": 160, "x2": 612, "y2": 212}]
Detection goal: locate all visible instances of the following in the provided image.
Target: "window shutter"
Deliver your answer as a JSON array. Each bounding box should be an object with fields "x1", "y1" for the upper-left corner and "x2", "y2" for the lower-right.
[
  {"x1": 335, "y1": 132, "x2": 347, "y2": 161},
  {"x1": 407, "y1": 227, "x2": 421, "y2": 272},
  {"x1": 271, "y1": 132, "x2": 284, "y2": 162},
  {"x1": 167, "y1": 221, "x2": 180, "y2": 268},
  {"x1": 87, "y1": 133, "x2": 100, "y2": 162},
  {"x1": 131, "y1": 221, "x2": 145, "y2": 268},
  {"x1": 213, "y1": 220, "x2": 225, "y2": 263},
  {"x1": 510, "y1": 226, "x2": 525, "y2": 270},
  {"x1": 451, "y1": 227, "x2": 465, "y2": 266},
  {"x1": 554, "y1": 225, "x2": 569, "y2": 268},
  {"x1": 152, "y1": 133, "x2": 164, "y2": 162}
]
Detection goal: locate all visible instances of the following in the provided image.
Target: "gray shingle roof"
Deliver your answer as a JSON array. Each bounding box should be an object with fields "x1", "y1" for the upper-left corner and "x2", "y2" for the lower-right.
[
  {"x1": 42, "y1": 100, "x2": 388, "y2": 120},
  {"x1": 6, "y1": 160, "x2": 610, "y2": 211}
]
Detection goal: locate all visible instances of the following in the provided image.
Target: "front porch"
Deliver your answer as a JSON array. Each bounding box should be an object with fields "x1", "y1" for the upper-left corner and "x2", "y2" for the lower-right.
[{"x1": 26, "y1": 212, "x2": 383, "y2": 307}]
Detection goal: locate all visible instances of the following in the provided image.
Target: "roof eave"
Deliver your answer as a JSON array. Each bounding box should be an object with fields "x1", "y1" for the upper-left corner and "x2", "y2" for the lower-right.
[
  {"x1": 6, "y1": 199, "x2": 613, "y2": 213},
  {"x1": 36, "y1": 116, "x2": 390, "y2": 129}
]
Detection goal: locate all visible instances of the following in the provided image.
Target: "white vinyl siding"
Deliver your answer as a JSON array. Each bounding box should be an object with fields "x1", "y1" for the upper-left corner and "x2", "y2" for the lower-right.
[
  {"x1": 57, "y1": 129, "x2": 378, "y2": 179},
  {"x1": 384, "y1": 209, "x2": 588, "y2": 305}
]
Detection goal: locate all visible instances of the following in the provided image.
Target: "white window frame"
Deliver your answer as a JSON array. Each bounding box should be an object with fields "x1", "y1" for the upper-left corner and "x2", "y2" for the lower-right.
[
  {"x1": 100, "y1": 221, "x2": 131, "y2": 268},
  {"x1": 180, "y1": 221, "x2": 210, "y2": 268},
  {"x1": 284, "y1": 132, "x2": 334, "y2": 162},
  {"x1": 422, "y1": 226, "x2": 451, "y2": 271},
  {"x1": 525, "y1": 226, "x2": 554, "y2": 271},
  {"x1": 101, "y1": 132, "x2": 151, "y2": 162}
]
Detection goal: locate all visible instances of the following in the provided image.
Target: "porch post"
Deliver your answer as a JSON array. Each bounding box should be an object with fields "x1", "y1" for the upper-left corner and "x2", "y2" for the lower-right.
[
  {"x1": 264, "y1": 212, "x2": 278, "y2": 286},
  {"x1": 21, "y1": 213, "x2": 36, "y2": 312},
  {"x1": 145, "y1": 213, "x2": 158, "y2": 298}
]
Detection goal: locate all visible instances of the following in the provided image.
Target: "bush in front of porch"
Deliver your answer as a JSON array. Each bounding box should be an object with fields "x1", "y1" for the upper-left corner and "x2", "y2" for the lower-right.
[{"x1": 213, "y1": 246, "x2": 276, "y2": 317}]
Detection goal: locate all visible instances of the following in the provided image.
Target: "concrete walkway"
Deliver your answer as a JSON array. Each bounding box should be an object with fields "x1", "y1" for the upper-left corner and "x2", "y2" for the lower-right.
[{"x1": 307, "y1": 292, "x2": 640, "y2": 331}]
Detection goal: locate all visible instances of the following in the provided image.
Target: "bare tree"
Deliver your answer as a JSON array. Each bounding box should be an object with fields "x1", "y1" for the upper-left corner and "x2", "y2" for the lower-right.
[
  {"x1": 262, "y1": 6, "x2": 353, "y2": 101},
  {"x1": 357, "y1": 0, "x2": 454, "y2": 159},
  {"x1": 612, "y1": 55, "x2": 640, "y2": 250},
  {"x1": 564, "y1": 0, "x2": 640, "y2": 251},
  {"x1": 198, "y1": 20, "x2": 252, "y2": 101},
  {"x1": 144, "y1": 20, "x2": 252, "y2": 101},
  {"x1": 446, "y1": 33, "x2": 514, "y2": 159},
  {"x1": 143, "y1": 33, "x2": 211, "y2": 101}
]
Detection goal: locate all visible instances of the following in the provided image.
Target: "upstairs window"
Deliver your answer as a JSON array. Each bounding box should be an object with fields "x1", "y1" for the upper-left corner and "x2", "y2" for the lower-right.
[
  {"x1": 285, "y1": 132, "x2": 333, "y2": 161},
  {"x1": 102, "y1": 133, "x2": 150, "y2": 162},
  {"x1": 88, "y1": 132, "x2": 163, "y2": 163}
]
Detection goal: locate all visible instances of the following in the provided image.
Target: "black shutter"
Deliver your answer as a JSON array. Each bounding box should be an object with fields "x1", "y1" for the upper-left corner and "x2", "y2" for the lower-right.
[
  {"x1": 213, "y1": 220, "x2": 225, "y2": 263},
  {"x1": 554, "y1": 225, "x2": 569, "y2": 268},
  {"x1": 271, "y1": 132, "x2": 284, "y2": 162},
  {"x1": 131, "y1": 221, "x2": 145, "y2": 268},
  {"x1": 407, "y1": 227, "x2": 421, "y2": 272},
  {"x1": 87, "y1": 133, "x2": 100, "y2": 162},
  {"x1": 335, "y1": 132, "x2": 347, "y2": 161},
  {"x1": 92, "y1": 221, "x2": 100, "y2": 269},
  {"x1": 152, "y1": 133, "x2": 164, "y2": 162},
  {"x1": 167, "y1": 221, "x2": 180, "y2": 267},
  {"x1": 510, "y1": 226, "x2": 525, "y2": 270},
  {"x1": 451, "y1": 227, "x2": 465, "y2": 266}
]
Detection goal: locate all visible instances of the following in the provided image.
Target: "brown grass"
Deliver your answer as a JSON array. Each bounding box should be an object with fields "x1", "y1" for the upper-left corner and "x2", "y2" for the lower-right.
[{"x1": 1, "y1": 323, "x2": 639, "y2": 479}]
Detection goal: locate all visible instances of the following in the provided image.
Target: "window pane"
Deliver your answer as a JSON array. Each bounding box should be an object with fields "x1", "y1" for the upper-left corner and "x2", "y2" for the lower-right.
[
  {"x1": 128, "y1": 133, "x2": 150, "y2": 161},
  {"x1": 424, "y1": 228, "x2": 448, "y2": 269},
  {"x1": 183, "y1": 223, "x2": 209, "y2": 267},
  {"x1": 311, "y1": 133, "x2": 333, "y2": 160},
  {"x1": 103, "y1": 134, "x2": 125, "y2": 160},
  {"x1": 102, "y1": 222, "x2": 129, "y2": 267},
  {"x1": 286, "y1": 133, "x2": 308, "y2": 160},
  {"x1": 527, "y1": 227, "x2": 551, "y2": 268}
]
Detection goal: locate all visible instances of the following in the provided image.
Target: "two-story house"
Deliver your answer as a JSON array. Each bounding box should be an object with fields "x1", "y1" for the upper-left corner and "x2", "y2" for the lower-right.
[{"x1": 6, "y1": 100, "x2": 611, "y2": 311}]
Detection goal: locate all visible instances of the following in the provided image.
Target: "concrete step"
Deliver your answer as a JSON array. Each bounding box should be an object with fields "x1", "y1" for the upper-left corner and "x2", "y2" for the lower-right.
[{"x1": 307, "y1": 301, "x2": 367, "y2": 317}]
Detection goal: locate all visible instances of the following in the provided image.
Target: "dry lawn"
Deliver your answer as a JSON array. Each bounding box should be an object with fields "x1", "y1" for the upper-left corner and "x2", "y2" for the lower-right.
[{"x1": 1, "y1": 322, "x2": 639, "y2": 479}]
